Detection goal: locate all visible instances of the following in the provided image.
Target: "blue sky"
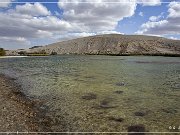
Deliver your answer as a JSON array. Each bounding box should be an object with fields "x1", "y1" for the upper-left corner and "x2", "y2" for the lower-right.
[
  {"x1": 0, "y1": 0, "x2": 180, "y2": 49},
  {"x1": 117, "y1": 3, "x2": 168, "y2": 33}
]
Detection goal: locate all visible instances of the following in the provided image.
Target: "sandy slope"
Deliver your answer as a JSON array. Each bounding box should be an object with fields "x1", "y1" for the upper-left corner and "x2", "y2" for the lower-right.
[{"x1": 6, "y1": 34, "x2": 180, "y2": 56}]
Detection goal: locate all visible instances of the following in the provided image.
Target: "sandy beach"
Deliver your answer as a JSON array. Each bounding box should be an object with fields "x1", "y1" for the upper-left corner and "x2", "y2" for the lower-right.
[{"x1": 0, "y1": 74, "x2": 51, "y2": 133}]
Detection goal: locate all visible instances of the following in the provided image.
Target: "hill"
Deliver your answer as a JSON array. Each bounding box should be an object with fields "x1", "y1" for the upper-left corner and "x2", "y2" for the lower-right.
[{"x1": 6, "y1": 34, "x2": 180, "y2": 56}]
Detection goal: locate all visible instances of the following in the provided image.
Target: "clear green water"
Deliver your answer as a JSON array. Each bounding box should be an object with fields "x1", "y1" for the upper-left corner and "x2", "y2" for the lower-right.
[{"x1": 0, "y1": 55, "x2": 180, "y2": 132}]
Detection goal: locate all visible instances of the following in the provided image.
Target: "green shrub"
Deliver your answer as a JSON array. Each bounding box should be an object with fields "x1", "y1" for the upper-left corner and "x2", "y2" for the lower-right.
[
  {"x1": 27, "y1": 54, "x2": 49, "y2": 56},
  {"x1": 50, "y1": 51, "x2": 57, "y2": 55},
  {"x1": 18, "y1": 51, "x2": 27, "y2": 56},
  {"x1": 25, "y1": 50, "x2": 48, "y2": 56},
  {"x1": 0, "y1": 48, "x2": 6, "y2": 56}
]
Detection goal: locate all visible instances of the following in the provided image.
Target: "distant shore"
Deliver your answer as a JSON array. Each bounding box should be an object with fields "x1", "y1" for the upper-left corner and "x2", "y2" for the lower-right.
[
  {"x1": 5, "y1": 34, "x2": 180, "y2": 57},
  {"x1": 2, "y1": 53, "x2": 180, "y2": 58},
  {"x1": 0, "y1": 74, "x2": 51, "y2": 132}
]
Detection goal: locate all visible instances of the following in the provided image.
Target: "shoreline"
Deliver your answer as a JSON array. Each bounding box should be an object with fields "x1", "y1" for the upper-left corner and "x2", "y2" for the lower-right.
[
  {"x1": 0, "y1": 56, "x2": 28, "y2": 59},
  {"x1": 0, "y1": 74, "x2": 52, "y2": 132},
  {"x1": 2, "y1": 53, "x2": 180, "y2": 58}
]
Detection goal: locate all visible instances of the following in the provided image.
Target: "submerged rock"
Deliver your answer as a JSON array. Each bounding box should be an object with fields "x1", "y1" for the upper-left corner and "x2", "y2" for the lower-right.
[
  {"x1": 115, "y1": 82, "x2": 125, "y2": 86},
  {"x1": 114, "y1": 90, "x2": 124, "y2": 94},
  {"x1": 128, "y1": 125, "x2": 146, "y2": 135},
  {"x1": 84, "y1": 76, "x2": 96, "y2": 79},
  {"x1": 134, "y1": 111, "x2": 147, "y2": 117},
  {"x1": 108, "y1": 116, "x2": 124, "y2": 122},
  {"x1": 81, "y1": 93, "x2": 97, "y2": 100},
  {"x1": 99, "y1": 99, "x2": 117, "y2": 109}
]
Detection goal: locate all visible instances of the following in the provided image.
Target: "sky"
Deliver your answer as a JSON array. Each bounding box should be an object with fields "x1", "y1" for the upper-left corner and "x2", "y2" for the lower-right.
[{"x1": 0, "y1": 0, "x2": 180, "y2": 50}]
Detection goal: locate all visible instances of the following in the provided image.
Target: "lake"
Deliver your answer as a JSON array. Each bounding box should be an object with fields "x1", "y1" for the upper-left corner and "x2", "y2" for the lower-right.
[{"x1": 0, "y1": 55, "x2": 179, "y2": 132}]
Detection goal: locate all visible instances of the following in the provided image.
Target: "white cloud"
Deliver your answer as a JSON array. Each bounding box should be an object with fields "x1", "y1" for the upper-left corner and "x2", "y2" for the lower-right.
[
  {"x1": 0, "y1": 36, "x2": 31, "y2": 50},
  {"x1": 0, "y1": 12, "x2": 74, "y2": 38},
  {"x1": 136, "y1": 20, "x2": 168, "y2": 35},
  {"x1": 58, "y1": 0, "x2": 137, "y2": 32},
  {"x1": 149, "y1": 16, "x2": 159, "y2": 21},
  {"x1": 169, "y1": 36, "x2": 177, "y2": 40},
  {"x1": 59, "y1": 30, "x2": 123, "y2": 41},
  {"x1": 168, "y1": 1, "x2": 180, "y2": 18},
  {"x1": 139, "y1": 12, "x2": 143, "y2": 16},
  {"x1": 0, "y1": 36, "x2": 29, "y2": 43},
  {"x1": 0, "y1": 0, "x2": 166, "y2": 49},
  {"x1": 137, "y1": 0, "x2": 161, "y2": 6},
  {"x1": 0, "y1": 3, "x2": 76, "y2": 49},
  {"x1": 149, "y1": 12, "x2": 163, "y2": 21},
  {"x1": 136, "y1": 2, "x2": 180, "y2": 36},
  {"x1": 24, "y1": 16, "x2": 73, "y2": 32},
  {"x1": 15, "y1": 3, "x2": 51, "y2": 16},
  {"x1": 0, "y1": 0, "x2": 14, "y2": 8},
  {"x1": 55, "y1": 11, "x2": 61, "y2": 16},
  {"x1": 58, "y1": 0, "x2": 163, "y2": 33},
  {"x1": 97, "y1": 30, "x2": 123, "y2": 35}
]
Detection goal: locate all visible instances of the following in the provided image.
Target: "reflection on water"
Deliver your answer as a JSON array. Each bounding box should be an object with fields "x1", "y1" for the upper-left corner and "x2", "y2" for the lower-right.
[{"x1": 0, "y1": 55, "x2": 180, "y2": 132}]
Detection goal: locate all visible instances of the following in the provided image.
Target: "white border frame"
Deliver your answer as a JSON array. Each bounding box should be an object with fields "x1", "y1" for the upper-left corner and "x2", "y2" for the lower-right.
[
  {"x1": 0, "y1": 0, "x2": 179, "y2": 134},
  {"x1": 0, "y1": 1, "x2": 178, "y2": 3},
  {"x1": 1, "y1": 131, "x2": 180, "y2": 134}
]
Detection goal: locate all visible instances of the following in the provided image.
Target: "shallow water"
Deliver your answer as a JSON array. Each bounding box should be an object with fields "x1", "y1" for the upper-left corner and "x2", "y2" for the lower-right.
[{"x1": 0, "y1": 55, "x2": 180, "y2": 132}]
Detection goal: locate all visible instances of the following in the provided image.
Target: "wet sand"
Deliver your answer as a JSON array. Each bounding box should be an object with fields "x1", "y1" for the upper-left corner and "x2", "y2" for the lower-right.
[{"x1": 0, "y1": 74, "x2": 51, "y2": 133}]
